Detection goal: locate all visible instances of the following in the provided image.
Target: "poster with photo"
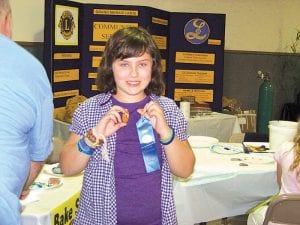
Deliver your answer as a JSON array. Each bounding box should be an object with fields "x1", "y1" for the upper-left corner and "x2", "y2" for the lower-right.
[{"x1": 55, "y1": 4, "x2": 79, "y2": 46}]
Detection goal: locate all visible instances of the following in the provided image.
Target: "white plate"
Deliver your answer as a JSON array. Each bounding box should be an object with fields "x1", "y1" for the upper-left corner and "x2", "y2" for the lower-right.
[
  {"x1": 44, "y1": 163, "x2": 64, "y2": 177},
  {"x1": 210, "y1": 144, "x2": 243, "y2": 155},
  {"x1": 241, "y1": 155, "x2": 274, "y2": 164},
  {"x1": 188, "y1": 136, "x2": 219, "y2": 148},
  {"x1": 29, "y1": 177, "x2": 63, "y2": 191}
]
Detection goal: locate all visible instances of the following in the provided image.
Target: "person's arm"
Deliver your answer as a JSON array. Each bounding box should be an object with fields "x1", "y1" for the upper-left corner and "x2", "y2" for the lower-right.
[
  {"x1": 60, "y1": 105, "x2": 128, "y2": 176},
  {"x1": 276, "y1": 163, "x2": 282, "y2": 188},
  {"x1": 164, "y1": 137, "x2": 195, "y2": 178},
  {"x1": 20, "y1": 161, "x2": 44, "y2": 199},
  {"x1": 159, "y1": 127, "x2": 195, "y2": 178},
  {"x1": 59, "y1": 132, "x2": 91, "y2": 176},
  {"x1": 21, "y1": 96, "x2": 53, "y2": 199}
]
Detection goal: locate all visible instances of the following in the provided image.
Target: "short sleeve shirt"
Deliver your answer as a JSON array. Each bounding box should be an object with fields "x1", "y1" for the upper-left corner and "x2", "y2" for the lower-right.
[
  {"x1": 0, "y1": 34, "x2": 53, "y2": 225},
  {"x1": 274, "y1": 141, "x2": 300, "y2": 195},
  {"x1": 70, "y1": 93, "x2": 188, "y2": 225}
]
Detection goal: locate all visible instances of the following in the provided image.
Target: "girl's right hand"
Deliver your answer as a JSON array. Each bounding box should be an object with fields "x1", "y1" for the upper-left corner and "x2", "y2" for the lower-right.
[{"x1": 94, "y1": 105, "x2": 128, "y2": 137}]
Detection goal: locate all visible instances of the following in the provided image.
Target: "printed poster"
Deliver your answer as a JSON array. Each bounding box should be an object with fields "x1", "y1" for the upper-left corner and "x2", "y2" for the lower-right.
[{"x1": 55, "y1": 5, "x2": 79, "y2": 46}]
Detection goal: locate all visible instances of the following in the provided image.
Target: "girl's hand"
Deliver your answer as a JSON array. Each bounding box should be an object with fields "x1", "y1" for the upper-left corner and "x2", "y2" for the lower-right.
[
  {"x1": 94, "y1": 105, "x2": 128, "y2": 137},
  {"x1": 137, "y1": 101, "x2": 171, "y2": 140}
]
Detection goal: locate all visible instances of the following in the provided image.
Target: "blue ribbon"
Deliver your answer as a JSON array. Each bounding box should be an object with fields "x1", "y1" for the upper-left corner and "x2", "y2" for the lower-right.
[{"x1": 136, "y1": 117, "x2": 160, "y2": 173}]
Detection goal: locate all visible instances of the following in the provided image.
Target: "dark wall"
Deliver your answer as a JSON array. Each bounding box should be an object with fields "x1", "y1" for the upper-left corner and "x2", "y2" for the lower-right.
[
  {"x1": 223, "y1": 51, "x2": 300, "y2": 119},
  {"x1": 20, "y1": 42, "x2": 300, "y2": 120},
  {"x1": 19, "y1": 42, "x2": 44, "y2": 63}
]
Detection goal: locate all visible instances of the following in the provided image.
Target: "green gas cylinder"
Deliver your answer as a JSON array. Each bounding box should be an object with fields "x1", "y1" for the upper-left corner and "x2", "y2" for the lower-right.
[{"x1": 256, "y1": 71, "x2": 273, "y2": 134}]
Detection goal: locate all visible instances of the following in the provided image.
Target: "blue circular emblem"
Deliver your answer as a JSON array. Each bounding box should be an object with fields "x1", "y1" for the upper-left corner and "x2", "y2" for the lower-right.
[{"x1": 184, "y1": 18, "x2": 210, "y2": 45}]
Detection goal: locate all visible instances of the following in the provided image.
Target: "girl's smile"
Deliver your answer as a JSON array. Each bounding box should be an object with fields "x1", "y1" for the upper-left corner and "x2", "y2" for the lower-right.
[{"x1": 112, "y1": 52, "x2": 153, "y2": 103}]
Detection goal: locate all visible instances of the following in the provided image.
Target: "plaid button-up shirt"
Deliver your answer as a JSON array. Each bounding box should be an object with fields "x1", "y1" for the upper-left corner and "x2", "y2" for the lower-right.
[{"x1": 71, "y1": 92, "x2": 188, "y2": 225}]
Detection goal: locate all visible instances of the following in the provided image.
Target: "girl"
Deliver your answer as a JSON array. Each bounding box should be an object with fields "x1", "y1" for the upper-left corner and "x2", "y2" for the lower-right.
[
  {"x1": 60, "y1": 26, "x2": 195, "y2": 225},
  {"x1": 247, "y1": 119, "x2": 300, "y2": 225}
]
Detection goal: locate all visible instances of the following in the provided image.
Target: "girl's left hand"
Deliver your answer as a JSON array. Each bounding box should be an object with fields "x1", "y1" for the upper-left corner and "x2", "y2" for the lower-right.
[{"x1": 137, "y1": 101, "x2": 171, "y2": 139}]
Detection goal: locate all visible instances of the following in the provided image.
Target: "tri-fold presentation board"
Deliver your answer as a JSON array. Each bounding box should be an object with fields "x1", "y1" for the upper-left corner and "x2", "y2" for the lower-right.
[{"x1": 44, "y1": 0, "x2": 225, "y2": 118}]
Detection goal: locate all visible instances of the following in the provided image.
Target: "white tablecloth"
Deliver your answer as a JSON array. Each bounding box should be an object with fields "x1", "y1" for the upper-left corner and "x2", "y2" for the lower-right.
[
  {"x1": 187, "y1": 112, "x2": 241, "y2": 142},
  {"x1": 53, "y1": 119, "x2": 70, "y2": 140},
  {"x1": 22, "y1": 145, "x2": 277, "y2": 225},
  {"x1": 21, "y1": 164, "x2": 83, "y2": 225},
  {"x1": 174, "y1": 145, "x2": 279, "y2": 224}
]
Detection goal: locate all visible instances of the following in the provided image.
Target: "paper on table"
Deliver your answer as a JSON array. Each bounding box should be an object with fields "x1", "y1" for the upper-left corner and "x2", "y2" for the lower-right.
[
  {"x1": 20, "y1": 192, "x2": 40, "y2": 209},
  {"x1": 188, "y1": 136, "x2": 219, "y2": 148}
]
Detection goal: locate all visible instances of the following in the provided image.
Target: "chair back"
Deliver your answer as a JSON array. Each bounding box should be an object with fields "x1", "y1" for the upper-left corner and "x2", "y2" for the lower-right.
[{"x1": 263, "y1": 194, "x2": 300, "y2": 225}]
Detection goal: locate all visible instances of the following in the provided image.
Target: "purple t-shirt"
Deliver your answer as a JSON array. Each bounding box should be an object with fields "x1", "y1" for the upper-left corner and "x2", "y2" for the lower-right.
[
  {"x1": 70, "y1": 93, "x2": 186, "y2": 224},
  {"x1": 112, "y1": 96, "x2": 162, "y2": 225}
]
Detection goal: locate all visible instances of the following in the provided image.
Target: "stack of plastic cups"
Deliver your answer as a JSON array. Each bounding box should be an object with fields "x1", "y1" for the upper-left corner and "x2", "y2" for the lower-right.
[
  {"x1": 180, "y1": 101, "x2": 190, "y2": 120},
  {"x1": 268, "y1": 120, "x2": 298, "y2": 152}
]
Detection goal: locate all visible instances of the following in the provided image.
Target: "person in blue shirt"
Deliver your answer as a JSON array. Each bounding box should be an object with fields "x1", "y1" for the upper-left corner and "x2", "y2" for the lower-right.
[{"x1": 0, "y1": 0, "x2": 54, "y2": 224}]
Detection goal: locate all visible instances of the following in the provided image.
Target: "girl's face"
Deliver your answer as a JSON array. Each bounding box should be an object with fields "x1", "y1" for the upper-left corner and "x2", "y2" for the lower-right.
[{"x1": 112, "y1": 52, "x2": 153, "y2": 103}]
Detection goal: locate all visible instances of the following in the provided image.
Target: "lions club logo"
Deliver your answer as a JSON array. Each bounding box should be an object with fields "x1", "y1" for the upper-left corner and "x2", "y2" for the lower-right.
[
  {"x1": 184, "y1": 18, "x2": 210, "y2": 45},
  {"x1": 58, "y1": 10, "x2": 75, "y2": 40}
]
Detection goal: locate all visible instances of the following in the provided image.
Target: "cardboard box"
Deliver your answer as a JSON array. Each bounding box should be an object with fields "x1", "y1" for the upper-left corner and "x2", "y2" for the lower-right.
[{"x1": 236, "y1": 111, "x2": 256, "y2": 133}]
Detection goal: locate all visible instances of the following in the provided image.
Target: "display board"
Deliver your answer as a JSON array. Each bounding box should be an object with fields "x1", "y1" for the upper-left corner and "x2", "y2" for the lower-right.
[
  {"x1": 167, "y1": 13, "x2": 225, "y2": 111},
  {"x1": 44, "y1": 0, "x2": 225, "y2": 119}
]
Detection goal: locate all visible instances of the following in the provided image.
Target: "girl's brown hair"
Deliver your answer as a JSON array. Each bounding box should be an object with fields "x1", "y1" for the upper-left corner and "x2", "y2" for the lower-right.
[
  {"x1": 289, "y1": 120, "x2": 300, "y2": 173},
  {"x1": 95, "y1": 26, "x2": 165, "y2": 96}
]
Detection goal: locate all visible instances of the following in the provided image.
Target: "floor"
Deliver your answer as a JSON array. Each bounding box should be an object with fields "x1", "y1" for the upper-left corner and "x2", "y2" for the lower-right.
[{"x1": 200, "y1": 215, "x2": 248, "y2": 225}]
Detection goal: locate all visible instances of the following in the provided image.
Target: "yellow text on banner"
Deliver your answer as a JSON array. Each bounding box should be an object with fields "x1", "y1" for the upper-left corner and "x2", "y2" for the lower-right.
[
  {"x1": 93, "y1": 22, "x2": 138, "y2": 42},
  {"x1": 152, "y1": 17, "x2": 168, "y2": 26},
  {"x1": 92, "y1": 84, "x2": 98, "y2": 91},
  {"x1": 88, "y1": 73, "x2": 97, "y2": 79},
  {"x1": 89, "y1": 45, "x2": 105, "y2": 52},
  {"x1": 54, "y1": 89, "x2": 79, "y2": 99},
  {"x1": 208, "y1": 39, "x2": 222, "y2": 45},
  {"x1": 53, "y1": 53, "x2": 80, "y2": 60},
  {"x1": 51, "y1": 191, "x2": 80, "y2": 225},
  {"x1": 92, "y1": 57, "x2": 102, "y2": 68},
  {"x1": 161, "y1": 59, "x2": 166, "y2": 73},
  {"x1": 53, "y1": 69, "x2": 79, "y2": 83},
  {"x1": 174, "y1": 88, "x2": 214, "y2": 102},
  {"x1": 152, "y1": 35, "x2": 167, "y2": 50},
  {"x1": 175, "y1": 69, "x2": 214, "y2": 84},
  {"x1": 175, "y1": 52, "x2": 215, "y2": 65},
  {"x1": 93, "y1": 9, "x2": 138, "y2": 16}
]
